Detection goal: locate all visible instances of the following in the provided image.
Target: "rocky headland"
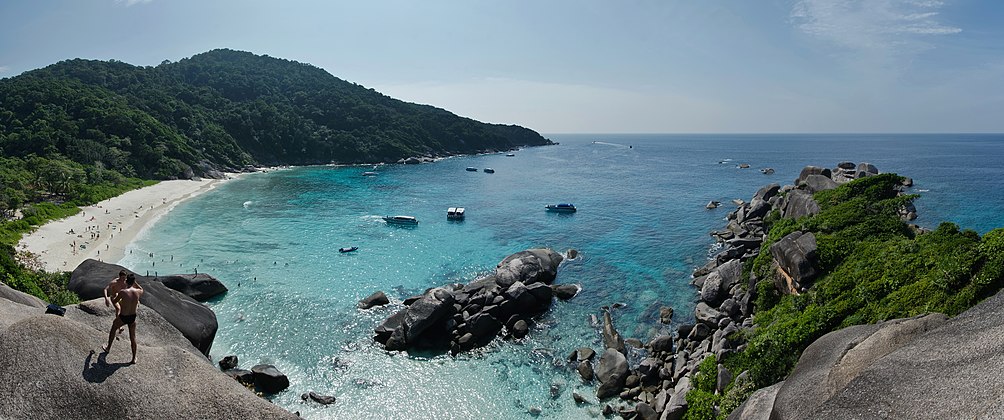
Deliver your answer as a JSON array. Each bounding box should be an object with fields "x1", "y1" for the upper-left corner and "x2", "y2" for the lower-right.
[{"x1": 560, "y1": 161, "x2": 971, "y2": 420}]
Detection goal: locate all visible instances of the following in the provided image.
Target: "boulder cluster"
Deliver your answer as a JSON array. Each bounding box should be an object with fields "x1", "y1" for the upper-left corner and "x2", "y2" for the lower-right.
[
  {"x1": 371, "y1": 248, "x2": 579, "y2": 354},
  {"x1": 0, "y1": 281, "x2": 296, "y2": 419},
  {"x1": 68, "y1": 259, "x2": 226, "y2": 356},
  {"x1": 565, "y1": 162, "x2": 913, "y2": 419}
]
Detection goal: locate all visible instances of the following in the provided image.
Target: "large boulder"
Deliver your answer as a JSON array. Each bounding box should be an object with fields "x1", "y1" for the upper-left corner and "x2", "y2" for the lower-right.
[
  {"x1": 251, "y1": 364, "x2": 290, "y2": 394},
  {"x1": 796, "y1": 166, "x2": 832, "y2": 185},
  {"x1": 0, "y1": 297, "x2": 296, "y2": 419},
  {"x1": 781, "y1": 190, "x2": 820, "y2": 219},
  {"x1": 595, "y1": 348, "x2": 629, "y2": 399},
  {"x1": 382, "y1": 287, "x2": 455, "y2": 350},
  {"x1": 727, "y1": 383, "x2": 782, "y2": 420},
  {"x1": 769, "y1": 231, "x2": 819, "y2": 289},
  {"x1": 69, "y1": 260, "x2": 218, "y2": 356},
  {"x1": 0, "y1": 281, "x2": 46, "y2": 308},
  {"x1": 771, "y1": 314, "x2": 947, "y2": 419},
  {"x1": 358, "y1": 290, "x2": 390, "y2": 309},
  {"x1": 732, "y1": 288, "x2": 1004, "y2": 419},
  {"x1": 157, "y1": 273, "x2": 228, "y2": 301},
  {"x1": 601, "y1": 309, "x2": 625, "y2": 353},
  {"x1": 495, "y1": 248, "x2": 563, "y2": 288},
  {"x1": 800, "y1": 174, "x2": 838, "y2": 193}
]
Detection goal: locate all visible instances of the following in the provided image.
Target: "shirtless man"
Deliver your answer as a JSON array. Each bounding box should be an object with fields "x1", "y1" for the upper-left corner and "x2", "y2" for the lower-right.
[
  {"x1": 104, "y1": 270, "x2": 128, "y2": 313},
  {"x1": 103, "y1": 274, "x2": 144, "y2": 363},
  {"x1": 104, "y1": 270, "x2": 128, "y2": 334}
]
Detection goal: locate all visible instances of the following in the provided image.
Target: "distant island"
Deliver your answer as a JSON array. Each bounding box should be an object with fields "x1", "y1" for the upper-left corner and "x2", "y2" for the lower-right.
[{"x1": 0, "y1": 48, "x2": 552, "y2": 181}]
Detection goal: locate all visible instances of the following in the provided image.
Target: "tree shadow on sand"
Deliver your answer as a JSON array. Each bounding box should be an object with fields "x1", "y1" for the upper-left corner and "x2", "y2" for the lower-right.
[{"x1": 82, "y1": 350, "x2": 132, "y2": 383}]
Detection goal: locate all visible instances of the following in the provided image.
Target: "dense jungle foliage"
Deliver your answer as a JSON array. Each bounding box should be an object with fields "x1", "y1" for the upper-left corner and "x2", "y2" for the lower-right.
[
  {"x1": 0, "y1": 49, "x2": 549, "y2": 304},
  {"x1": 0, "y1": 48, "x2": 551, "y2": 181}
]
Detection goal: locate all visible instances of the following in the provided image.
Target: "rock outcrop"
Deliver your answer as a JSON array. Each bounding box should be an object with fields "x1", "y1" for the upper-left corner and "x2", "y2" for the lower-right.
[
  {"x1": 0, "y1": 284, "x2": 295, "y2": 419},
  {"x1": 568, "y1": 162, "x2": 922, "y2": 420},
  {"x1": 157, "y1": 273, "x2": 228, "y2": 301},
  {"x1": 728, "y1": 300, "x2": 1001, "y2": 419},
  {"x1": 373, "y1": 248, "x2": 570, "y2": 354},
  {"x1": 769, "y1": 231, "x2": 819, "y2": 292},
  {"x1": 69, "y1": 259, "x2": 219, "y2": 356}
]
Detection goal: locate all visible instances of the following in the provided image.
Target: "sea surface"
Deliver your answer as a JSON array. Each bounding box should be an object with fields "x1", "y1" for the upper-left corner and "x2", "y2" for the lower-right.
[{"x1": 118, "y1": 134, "x2": 1004, "y2": 419}]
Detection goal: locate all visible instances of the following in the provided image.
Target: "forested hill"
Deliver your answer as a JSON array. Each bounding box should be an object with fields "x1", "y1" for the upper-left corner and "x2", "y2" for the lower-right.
[{"x1": 0, "y1": 49, "x2": 552, "y2": 179}]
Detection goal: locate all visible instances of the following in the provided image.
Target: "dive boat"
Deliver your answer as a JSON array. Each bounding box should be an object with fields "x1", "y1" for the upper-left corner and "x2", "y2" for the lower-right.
[
  {"x1": 545, "y1": 203, "x2": 577, "y2": 213},
  {"x1": 447, "y1": 207, "x2": 466, "y2": 220},
  {"x1": 383, "y1": 215, "x2": 419, "y2": 225}
]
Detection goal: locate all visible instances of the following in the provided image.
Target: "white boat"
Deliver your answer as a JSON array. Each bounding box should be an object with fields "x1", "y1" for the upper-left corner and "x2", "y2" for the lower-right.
[
  {"x1": 362, "y1": 171, "x2": 378, "y2": 176},
  {"x1": 545, "y1": 203, "x2": 577, "y2": 213},
  {"x1": 383, "y1": 215, "x2": 419, "y2": 225},
  {"x1": 483, "y1": 168, "x2": 495, "y2": 173},
  {"x1": 505, "y1": 153, "x2": 515, "y2": 157},
  {"x1": 447, "y1": 207, "x2": 466, "y2": 220}
]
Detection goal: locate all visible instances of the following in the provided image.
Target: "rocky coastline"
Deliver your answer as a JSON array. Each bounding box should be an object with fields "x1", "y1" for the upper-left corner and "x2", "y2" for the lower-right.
[{"x1": 563, "y1": 161, "x2": 916, "y2": 420}]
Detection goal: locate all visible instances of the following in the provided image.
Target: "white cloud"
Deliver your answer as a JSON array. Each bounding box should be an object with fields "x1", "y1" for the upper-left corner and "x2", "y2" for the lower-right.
[
  {"x1": 791, "y1": 0, "x2": 960, "y2": 51},
  {"x1": 115, "y1": 0, "x2": 152, "y2": 6},
  {"x1": 0, "y1": 66, "x2": 9, "y2": 74}
]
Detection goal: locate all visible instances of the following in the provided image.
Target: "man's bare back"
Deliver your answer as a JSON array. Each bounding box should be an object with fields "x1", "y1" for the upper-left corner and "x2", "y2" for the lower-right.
[
  {"x1": 115, "y1": 286, "x2": 142, "y2": 317},
  {"x1": 104, "y1": 274, "x2": 144, "y2": 363}
]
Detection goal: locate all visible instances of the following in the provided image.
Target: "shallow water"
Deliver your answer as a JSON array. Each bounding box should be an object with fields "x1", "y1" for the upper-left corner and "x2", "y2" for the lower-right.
[{"x1": 118, "y1": 134, "x2": 1004, "y2": 419}]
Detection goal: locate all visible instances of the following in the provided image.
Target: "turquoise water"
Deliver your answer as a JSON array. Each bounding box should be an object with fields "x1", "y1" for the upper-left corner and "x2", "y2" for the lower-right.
[{"x1": 118, "y1": 134, "x2": 1004, "y2": 419}]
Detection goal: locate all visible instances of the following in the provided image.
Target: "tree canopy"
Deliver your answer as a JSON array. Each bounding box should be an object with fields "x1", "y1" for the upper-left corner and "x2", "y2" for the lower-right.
[{"x1": 0, "y1": 49, "x2": 552, "y2": 180}]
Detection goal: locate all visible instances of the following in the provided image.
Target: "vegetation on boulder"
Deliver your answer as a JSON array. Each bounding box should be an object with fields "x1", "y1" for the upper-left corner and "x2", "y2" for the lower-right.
[{"x1": 722, "y1": 173, "x2": 1004, "y2": 402}]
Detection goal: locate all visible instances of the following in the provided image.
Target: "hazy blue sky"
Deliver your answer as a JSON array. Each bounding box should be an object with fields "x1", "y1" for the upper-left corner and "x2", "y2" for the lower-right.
[{"x1": 1, "y1": 0, "x2": 1002, "y2": 133}]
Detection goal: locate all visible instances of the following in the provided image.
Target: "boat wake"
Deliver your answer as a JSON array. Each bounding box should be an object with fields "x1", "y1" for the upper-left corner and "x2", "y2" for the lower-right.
[{"x1": 591, "y1": 141, "x2": 631, "y2": 148}]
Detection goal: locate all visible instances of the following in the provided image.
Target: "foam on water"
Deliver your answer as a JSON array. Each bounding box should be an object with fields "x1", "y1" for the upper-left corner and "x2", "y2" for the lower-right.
[{"x1": 118, "y1": 134, "x2": 1004, "y2": 419}]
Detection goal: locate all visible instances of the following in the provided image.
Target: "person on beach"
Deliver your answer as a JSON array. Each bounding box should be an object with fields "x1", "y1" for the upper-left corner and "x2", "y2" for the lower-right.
[{"x1": 103, "y1": 274, "x2": 144, "y2": 363}]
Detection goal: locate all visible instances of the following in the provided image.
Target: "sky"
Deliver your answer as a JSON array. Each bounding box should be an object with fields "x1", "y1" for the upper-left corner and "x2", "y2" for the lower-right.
[{"x1": 1, "y1": 0, "x2": 1002, "y2": 133}]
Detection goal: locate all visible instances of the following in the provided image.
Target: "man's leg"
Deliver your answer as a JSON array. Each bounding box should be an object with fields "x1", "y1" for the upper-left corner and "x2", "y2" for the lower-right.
[
  {"x1": 127, "y1": 322, "x2": 138, "y2": 363},
  {"x1": 104, "y1": 317, "x2": 124, "y2": 353}
]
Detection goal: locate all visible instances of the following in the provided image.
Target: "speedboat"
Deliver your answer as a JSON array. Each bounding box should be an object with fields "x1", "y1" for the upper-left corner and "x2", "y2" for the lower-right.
[
  {"x1": 383, "y1": 215, "x2": 419, "y2": 225},
  {"x1": 545, "y1": 203, "x2": 577, "y2": 213},
  {"x1": 339, "y1": 246, "x2": 358, "y2": 253},
  {"x1": 362, "y1": 171, "x2": 378, "y2": 176},
  {"x1": 505, "y1": 153, "x2": 515, "y2": 157},
  {"x1": 447, "y1": 207, "x2": 466, "y2": 220},
  {"x1": 466, "y1": 167, "x2": 478, "y2": 172},
  {"x1": 483, "y1": 168, "x2": 495, "y2": 173}
]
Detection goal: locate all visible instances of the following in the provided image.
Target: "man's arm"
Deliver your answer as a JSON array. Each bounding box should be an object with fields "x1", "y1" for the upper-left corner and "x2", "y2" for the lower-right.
[{"x1": 103, "y1": 282, "x2": 112, "y2": 306}]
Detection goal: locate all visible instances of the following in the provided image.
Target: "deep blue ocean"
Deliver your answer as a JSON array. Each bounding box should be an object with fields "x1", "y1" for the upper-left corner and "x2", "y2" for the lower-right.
[{"x1": 117, "y1": 134, "x2": 1004, "y2": 419}]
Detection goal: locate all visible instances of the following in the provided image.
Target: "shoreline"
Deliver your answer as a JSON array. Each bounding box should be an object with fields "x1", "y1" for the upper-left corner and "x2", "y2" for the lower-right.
[{"x1": 17, "y1": 174, "x2": 248, "y2": 273}]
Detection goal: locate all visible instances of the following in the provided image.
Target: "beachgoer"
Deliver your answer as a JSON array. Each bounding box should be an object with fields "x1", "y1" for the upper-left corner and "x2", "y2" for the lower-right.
[{"x1": 103, "y1": 274, "x2": 144, "y2": 363}]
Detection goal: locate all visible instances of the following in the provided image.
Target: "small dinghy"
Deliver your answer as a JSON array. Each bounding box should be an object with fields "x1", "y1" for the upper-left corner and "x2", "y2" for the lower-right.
[{"x1": 339, "y1": 246, "x2": 359, "y2": 253}]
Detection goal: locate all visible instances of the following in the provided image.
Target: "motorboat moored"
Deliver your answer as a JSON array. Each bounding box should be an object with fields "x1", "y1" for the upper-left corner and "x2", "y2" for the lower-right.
[
  {"x1": 466, "y1": 167, "x2": 478, "y2": 172},
  {"x1": 545, "y1": 203, "x2": 577, "y2": 213},
  {"x1": 483, "y1": 168, "x2": 495, "y2": 173},
  {"x1": 383, "y1": 215, "x2": 419, "y2": 225},
  {"x1": 362, "y1": 171, "x2": 378, "y2": 176},
  {"x1": 339, "y1": 246, "x2": 358, "y2": 253},
  {"x1": 447, "y1": 207, "x2": 466, "y2": 220}
]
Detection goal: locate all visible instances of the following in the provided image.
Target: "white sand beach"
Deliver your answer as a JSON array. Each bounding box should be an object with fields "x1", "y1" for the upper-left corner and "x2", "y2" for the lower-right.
[{"x1": 17, "y1": 175, "x2": 243, "y2": 273}]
